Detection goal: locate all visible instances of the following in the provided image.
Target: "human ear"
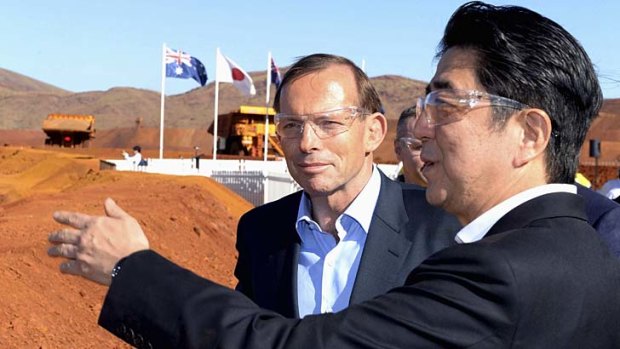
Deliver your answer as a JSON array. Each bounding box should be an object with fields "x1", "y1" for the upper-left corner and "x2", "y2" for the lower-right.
[
  {"x1": 365, "y1": 112, "x2": 387, "y2": 153},
  {"x1": 514, "y1": 109, "x2": 551, "y2": 167}
]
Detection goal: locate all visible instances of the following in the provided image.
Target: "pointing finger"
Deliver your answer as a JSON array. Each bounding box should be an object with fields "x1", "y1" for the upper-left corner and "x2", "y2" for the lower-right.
[{"x1": 52, "y1": 211, "x2": 94, "y2": 230}]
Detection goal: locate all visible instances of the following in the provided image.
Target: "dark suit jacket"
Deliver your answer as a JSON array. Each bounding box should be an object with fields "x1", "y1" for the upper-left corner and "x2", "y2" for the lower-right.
[
  {"x1": 234, "y1": 171, "x2": 461, "y2": 317},
  {"x1": 99, "y1": 192, "x2": 620, "y2": 348},
  {"x1": 577, "y1": 184, "x2": 620, "y2": 257}
]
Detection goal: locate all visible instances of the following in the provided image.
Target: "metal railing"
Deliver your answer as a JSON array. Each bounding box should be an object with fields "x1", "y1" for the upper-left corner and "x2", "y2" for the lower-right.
[{"x1": 210, "y1": 170, "x2": 302, "y2": 206}]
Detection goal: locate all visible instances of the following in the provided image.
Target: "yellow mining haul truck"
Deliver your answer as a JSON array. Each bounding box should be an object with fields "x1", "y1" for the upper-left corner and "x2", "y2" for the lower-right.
[
  {"x1": 42, "y1": 114, "x2": 96, "y2": 148},
  {"x1": 210, "y1": 105, "x2": 284, "y2": 158}
]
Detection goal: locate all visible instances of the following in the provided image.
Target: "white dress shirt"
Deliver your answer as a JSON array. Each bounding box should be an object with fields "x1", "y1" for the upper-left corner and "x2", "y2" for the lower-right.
[
  {"x1": 455, "y1": 184, "x2": 577, "y2": 244},
  {"x1": 295, "y1": 167, "x2": 381, "y2": 318},
  {"x1": 123, "y1": 151, "x2": 142, "y2": 167}
]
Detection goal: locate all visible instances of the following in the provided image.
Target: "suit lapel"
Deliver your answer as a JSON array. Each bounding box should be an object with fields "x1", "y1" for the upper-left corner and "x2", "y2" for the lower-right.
[
  {"x1": 285, "y1": 238, "x2": 300, "y2": 317},
  {"x1": 270, "y1": 192, "x2": 302, "y2": 318},
  {"x1": 350, "y1": 173, "x2": 413, "y2": 304}
]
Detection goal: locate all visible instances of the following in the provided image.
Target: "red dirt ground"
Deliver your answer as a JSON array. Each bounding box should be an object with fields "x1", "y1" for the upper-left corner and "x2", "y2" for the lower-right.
[{"x1": 0, "y1": 146, "x2": 253, "y2": 348}]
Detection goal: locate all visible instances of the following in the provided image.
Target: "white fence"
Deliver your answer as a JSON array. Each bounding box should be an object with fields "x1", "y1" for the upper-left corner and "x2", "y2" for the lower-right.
[
  {"x1": 109, "y1": 158, "x2": 290, "y2": 176},
  {"x1": 105, "y1": 158, "x2": 399, "y2": 206},
  {"x1": 209, "y1": 170, "x2": 303, "y2": 206}
]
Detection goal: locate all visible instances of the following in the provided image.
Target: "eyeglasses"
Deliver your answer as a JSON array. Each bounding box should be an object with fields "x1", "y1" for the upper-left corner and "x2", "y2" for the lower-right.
[
  {"x1": 396, "y1": 137, "x2": 422, "y2": 152},
  {"x1": 274, "y1": 106, "x2": 368, "y2": 139},
  {"x1": 416, "y1": 89, "x2": 529, "y2": 127}
]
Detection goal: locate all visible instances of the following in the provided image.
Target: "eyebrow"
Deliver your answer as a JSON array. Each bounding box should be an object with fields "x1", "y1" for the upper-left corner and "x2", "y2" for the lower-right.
[{"x1": 429, "y1": 80, "x2": 453, "y2": 92}]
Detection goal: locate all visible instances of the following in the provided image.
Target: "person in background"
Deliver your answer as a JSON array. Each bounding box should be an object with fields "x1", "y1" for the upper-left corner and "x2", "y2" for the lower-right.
[
  {"x1": 122, "y1": 145, "x2": 147, "y2": 170},
  {"x1": 574, "y1": 172, "x2": 591, "y2": 188},
  {"x1": 394, "y1": 106, "x2": 427, "y2": 187},
  {"x1": 599, "y1": 168, "x2": 620, "y2": 200},
  {"x1": 575, "y1": 182, "x2": 620, "y2": 256}
]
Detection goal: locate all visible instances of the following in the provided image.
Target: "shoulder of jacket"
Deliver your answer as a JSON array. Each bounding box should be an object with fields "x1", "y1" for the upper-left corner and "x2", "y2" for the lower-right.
[{"x1": 241, "y1": 191, "x2": 302, "y2": 219}]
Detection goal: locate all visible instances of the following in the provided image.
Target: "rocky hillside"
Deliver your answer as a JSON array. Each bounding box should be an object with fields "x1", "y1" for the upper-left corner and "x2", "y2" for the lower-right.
[
  {"x1": 0, "y1": 68, "x2": 425, "y2": 131},
  {"x1": 0, "y1": 67, "x2": 618, "y2": 164}
]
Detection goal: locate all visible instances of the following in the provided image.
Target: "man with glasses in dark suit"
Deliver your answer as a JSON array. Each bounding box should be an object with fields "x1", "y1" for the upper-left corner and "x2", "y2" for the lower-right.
[{"x1": 233, "y1": 54, "x2": 459, "y2": 318}]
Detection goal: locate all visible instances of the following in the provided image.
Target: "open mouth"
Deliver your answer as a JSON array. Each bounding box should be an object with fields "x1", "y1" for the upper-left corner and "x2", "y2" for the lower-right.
[
  {"x1": 421, "y1": 162, "x2": 431, "y2": 172},
  {"x1": 420, "y1": 158, "x2": 435, "y2": 175}
]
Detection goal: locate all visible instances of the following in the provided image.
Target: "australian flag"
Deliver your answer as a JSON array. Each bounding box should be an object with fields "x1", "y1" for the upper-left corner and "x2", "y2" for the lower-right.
[
  {"x1": 165, "y1": 47, "x2": 208, "y2": 86},
  {"x1": 271, "y1": 57, "x2": 282, "y2": 89}
]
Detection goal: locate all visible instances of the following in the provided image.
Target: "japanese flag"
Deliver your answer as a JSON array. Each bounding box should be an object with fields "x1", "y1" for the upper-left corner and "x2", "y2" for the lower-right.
[{"x1": 216, "y1": 50, "x2": 256, "y2": 96}]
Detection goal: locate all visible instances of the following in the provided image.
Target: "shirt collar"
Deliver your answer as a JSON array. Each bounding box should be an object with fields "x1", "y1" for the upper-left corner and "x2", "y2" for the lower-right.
[
  {"x1": 455, "y1": 183, "x2": 577, "y2": 244},
  {"x1": 296, "y1": 166, "x2": 382, "y2": 242},
  {"x1": 343, "y1": 166, "x2": 382, "y2": 232}
]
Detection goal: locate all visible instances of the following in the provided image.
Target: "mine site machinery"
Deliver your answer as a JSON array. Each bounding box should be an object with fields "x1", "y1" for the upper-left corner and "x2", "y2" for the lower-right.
[
  {"x1": 209, "y1": 105, "x2": 284, "y2": 159},
  {"x1": 42, "y1": 114, "x2": 96, "y2": 148}
]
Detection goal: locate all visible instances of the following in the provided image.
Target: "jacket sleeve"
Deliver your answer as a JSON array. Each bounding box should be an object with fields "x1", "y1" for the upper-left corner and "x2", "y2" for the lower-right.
[{"x1": 98, "y1": 245, "x2": 518, "y2": 349}]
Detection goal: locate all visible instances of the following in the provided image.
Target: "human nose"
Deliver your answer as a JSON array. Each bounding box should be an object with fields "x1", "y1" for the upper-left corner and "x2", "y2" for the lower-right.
[
  {"x1": 413, "y1": 112, "x2": 434, "y2": 141},
  {"x1": 298, "y1": 121, "x2": 322, "y2": 152}
]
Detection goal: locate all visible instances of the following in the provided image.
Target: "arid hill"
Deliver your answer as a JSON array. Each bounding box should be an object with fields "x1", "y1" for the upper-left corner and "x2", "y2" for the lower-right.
[
  {"x1": 0, "y1": 67, "x2": 618, "y2": 165},
  {"x1": 0, "y1": 146, "x2": 253, "y2": 347},
  {"x1": 0, "y1": 68, "x2": 70, "y2": 97},
  {"x1": 0, "y1": 69, "x2": 425, "y2": 130}
]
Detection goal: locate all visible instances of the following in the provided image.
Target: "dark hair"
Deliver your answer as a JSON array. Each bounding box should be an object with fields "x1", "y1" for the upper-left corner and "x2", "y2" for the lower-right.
[
  {"x1": 397, "y1": 106, "x2": 417, "y2": 133},
  {"x1": 438, "y1": 1, "x2": 602, "y2": 183},
  {"x1": 132, "y1": 145, "x2": 142, "y2": 152},
  {"x1": 273, "y1": 53, "x2": 382, "y2": 114}
]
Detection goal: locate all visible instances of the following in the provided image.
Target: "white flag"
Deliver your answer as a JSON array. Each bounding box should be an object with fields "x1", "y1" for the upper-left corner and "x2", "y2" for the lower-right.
[{"x1": 216, "y1": 50, "x2": 256, "y2": 96}]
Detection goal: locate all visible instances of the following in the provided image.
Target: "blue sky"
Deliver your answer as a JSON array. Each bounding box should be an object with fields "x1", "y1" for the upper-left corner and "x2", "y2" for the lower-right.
[{"x1": 3, "y1": 0, "x2": 620, "y2": 98}]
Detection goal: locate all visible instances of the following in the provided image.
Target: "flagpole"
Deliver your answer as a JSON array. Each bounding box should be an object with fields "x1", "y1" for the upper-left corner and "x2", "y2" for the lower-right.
[
  {"x1": 213, "y1": 48, "x2": 220, "y2": 160},
  {"x1": 159, "y1": 43, "x2": 166, "y2": 159},
  {"x1": 263, "y1": 51, "x2": 272, "y2": 162}
]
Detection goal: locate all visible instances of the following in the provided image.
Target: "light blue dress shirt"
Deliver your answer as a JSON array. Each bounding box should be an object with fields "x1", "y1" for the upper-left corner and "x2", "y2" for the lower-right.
[{"x1": 295, "y1": 167, "x2": 381, "y2": 318}]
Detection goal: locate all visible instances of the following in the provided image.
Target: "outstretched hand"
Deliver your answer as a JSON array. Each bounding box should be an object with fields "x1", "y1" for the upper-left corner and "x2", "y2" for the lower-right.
[{"x1": 48, "y1": 198, "x2": 149, "y2": 285}]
